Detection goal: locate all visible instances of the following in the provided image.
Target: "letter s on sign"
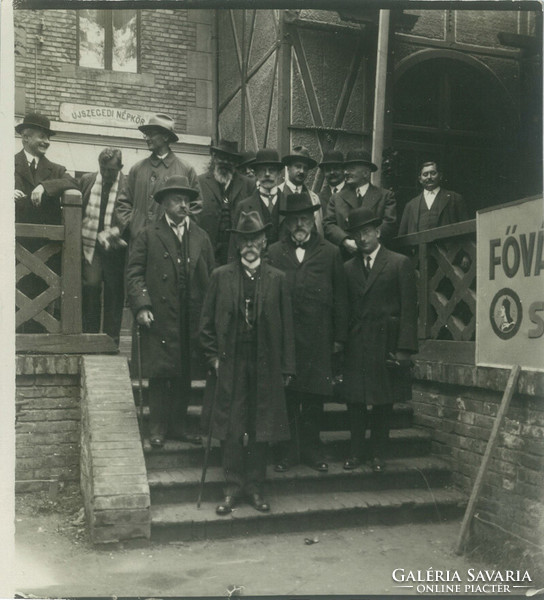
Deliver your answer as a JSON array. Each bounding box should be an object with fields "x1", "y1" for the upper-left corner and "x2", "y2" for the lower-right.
[{"x1": 528, "y1": 301, "x2": 544, "y2": 338}]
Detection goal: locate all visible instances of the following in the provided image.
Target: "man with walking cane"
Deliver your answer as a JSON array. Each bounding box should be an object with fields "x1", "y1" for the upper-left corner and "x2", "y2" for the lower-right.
[
  {"x1": 126, "y1": 175, "x2": 215, "y2": 448},
  {"x1": 199, "y1": 211, "x2": 296, "y2": 515}
]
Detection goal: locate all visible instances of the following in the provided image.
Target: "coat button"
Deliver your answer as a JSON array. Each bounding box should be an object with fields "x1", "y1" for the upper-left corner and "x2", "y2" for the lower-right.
[
  {"x1": 162, "y1": 274, "x2": 168, "y2": 280},
  {"x1": 161, "y1": 339, "x2": 166, "y2": 344},
  {"x1": 164, "y1": 252, "x2": 169, "y2": 258},
  {"x1": 161, "y1": 296, "x2": 167, "y2": 302}
]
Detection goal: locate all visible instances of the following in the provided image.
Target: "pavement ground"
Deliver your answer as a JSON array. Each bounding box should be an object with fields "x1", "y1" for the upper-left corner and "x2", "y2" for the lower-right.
[{"x1": 14, "y1": 504, "x2": 488, "y2": 598}]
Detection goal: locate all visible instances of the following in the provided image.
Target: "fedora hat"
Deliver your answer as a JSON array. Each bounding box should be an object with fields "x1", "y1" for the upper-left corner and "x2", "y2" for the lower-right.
[
  {"x1": 251, "y1": 148, "x2": 283, "y2": 169},
  {"x1": 319, "y1": 150, "x2": 344, "y2": 169},
  {"x1": 229, "y1": 210, "x2": 271, "y2": 235},
  {"x1": 344, "y1": 149, "x2": 378, "y2": 172},
  {"x1": 139, "y1": 114, "x2": 179, "y2": 143},
  {"x1": 345, "y1": 207, "x2": 382, "y2": 231},
  {"x1": 210, "y1": 139, "x2": 241, "y2": 160},
  {"x1": 15, "y1": 112, "x2": 55, "y2": 136},
  {"x1": 153, "y1": 175, "x2": 199, "y2": 203},
  {"x1": 280, "y1": 193, "x2": 321, "y2": 216},
  {"x1": 238, "y1": 150, "x2": 256, "y2": 169},
  {"x1": 282, "y1": 145, "x2": 317, "y2": 169}
]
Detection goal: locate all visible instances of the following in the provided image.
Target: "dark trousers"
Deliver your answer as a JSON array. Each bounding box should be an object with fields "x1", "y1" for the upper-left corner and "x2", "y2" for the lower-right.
[
  {"x1": 221, "y1": 339, "x2": 267, "y2": 497},
  {"x1": 82, "y1": 246, "x2": 126, "y2": 345},
  {"x1": 347, "y1": 403, "x2": 393, "y2": 459},
  {"x1": 278, "y1": 389, "x2": 325, "y2": 465},
  {"x1": 148, "y1": 377, "x2": 190, "y2": 440}
]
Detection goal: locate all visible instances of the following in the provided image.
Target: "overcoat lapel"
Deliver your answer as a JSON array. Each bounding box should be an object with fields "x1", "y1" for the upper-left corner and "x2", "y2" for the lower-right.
[
  {"x1": 15, "y1": 151, "x2": 36, "y2": 188},
  {"x1": 257, "y1": 263, "x2": 269, "y2": 319},
  {"x1": 360, "y1": 184, "x2": 381, "y2": 211},
  {"x1": 34, "y1": 157, "x2": 53, "y2": 185},
  {"x1": 342, "y1": 187, "x2": 359, "y2": 209},
  {"x1": 434, "y1": 189, "x2": 451, "y2": 220},
  {"x1": 155, "y1": 218, "x2": 182, "y2": 272},
  {"x1": 187, "y1": 226, "x2": 203, "y2": 278},
  {"x1": 362, "y1": 246, "x2": 387, "y2": 296}
]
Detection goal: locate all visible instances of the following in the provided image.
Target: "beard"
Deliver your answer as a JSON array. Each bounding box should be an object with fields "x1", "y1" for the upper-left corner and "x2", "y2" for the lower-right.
[{"x1": 213, "y1": 163, "x2": 234, "y2": 186}]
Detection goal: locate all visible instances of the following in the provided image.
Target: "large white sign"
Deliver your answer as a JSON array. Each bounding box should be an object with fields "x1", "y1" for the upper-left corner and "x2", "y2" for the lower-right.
[
  {"x1": 60, "y1": 102, "x2": 155, "y2": 128},
  {"x1": 476, "y1": 196, "x2": 544, "y2": 371}
]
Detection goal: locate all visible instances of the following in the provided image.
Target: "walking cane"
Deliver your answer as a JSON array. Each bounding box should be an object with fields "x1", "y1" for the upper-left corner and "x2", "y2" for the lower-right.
[
  {"x1": 135, "y1": 324, "x2": 145, "y2": 443},
  {"x1": 197, "y1": 368, "x2": 218, "y2": 508}
]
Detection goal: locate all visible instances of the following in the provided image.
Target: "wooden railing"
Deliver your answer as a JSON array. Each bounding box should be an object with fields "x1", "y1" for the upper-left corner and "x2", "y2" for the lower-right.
[
  {"x1": 394, "y1": 220, "x2": 477, "y2": 344},
  {"x1": 16, "y1": 189, "x2": 116, "y2": 354}
]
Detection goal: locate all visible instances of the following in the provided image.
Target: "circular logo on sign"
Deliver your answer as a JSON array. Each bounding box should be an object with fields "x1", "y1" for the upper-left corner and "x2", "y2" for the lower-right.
[{"x1": 489, "y1": 288, "x2": 522, "y2": 340}]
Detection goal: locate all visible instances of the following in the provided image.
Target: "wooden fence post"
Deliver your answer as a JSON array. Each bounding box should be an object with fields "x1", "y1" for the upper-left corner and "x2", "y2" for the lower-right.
[{"x1": 61, "y1": 189, "x2": 82, "y2": 334}]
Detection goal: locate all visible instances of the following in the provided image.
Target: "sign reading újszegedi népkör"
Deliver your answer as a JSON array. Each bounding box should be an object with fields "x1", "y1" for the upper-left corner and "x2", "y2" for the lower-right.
[
  {"x1": 476, "y1": 195, "x2": 544, "y2": 370},
  {"x1": 60, "y1": 103, "x2": 155, "y2": 128}
]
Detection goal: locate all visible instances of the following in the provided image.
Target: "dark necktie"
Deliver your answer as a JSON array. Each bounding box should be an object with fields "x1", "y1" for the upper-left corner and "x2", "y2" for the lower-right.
[
  {"x1": 30, "y1": 159, "x2": 37, "y2": 172},
  {"x1": 363, "y1": 255, "x2": 372, "y2": 276},
  {"x1": 261, "y1": 194, "x2": 276, "y2": 212},
  {"x1": 332, "y1": 187, "x2": 338, "y2": 194}
]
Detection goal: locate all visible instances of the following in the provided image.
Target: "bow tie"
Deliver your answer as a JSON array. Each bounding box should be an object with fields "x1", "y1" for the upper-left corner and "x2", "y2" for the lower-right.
[{"x1": 293, "y1": 238, "x2": 311, "y2": 249}]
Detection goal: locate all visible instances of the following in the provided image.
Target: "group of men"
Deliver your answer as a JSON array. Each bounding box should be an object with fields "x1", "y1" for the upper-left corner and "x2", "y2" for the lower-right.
[{"x1": 15, "y1": 110, "x2": 469, "y2": 516}]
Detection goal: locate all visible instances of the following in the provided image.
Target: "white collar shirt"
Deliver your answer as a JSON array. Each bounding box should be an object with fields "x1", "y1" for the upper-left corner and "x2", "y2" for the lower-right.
[
  {"x1": 356, "y1": 183, "x2": 370, "y2": 199},
  {"x1": 165, "y1": 214, "x2": 189, "y2": 242},
  {"x1": 423, "y1": 187, "x2": 441, "y2": 210},
  {"x1": 363, "y1": 244, "x2": 381, "y2": 271}
]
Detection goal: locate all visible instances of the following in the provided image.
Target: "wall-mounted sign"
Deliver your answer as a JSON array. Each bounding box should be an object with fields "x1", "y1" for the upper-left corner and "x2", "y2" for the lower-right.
[
  {"x1": 476, "y1": 196, "x2": 544, "y2": 371},
  {"x1": 60, "y1": 103, "x2": 155, "y2": 128}
]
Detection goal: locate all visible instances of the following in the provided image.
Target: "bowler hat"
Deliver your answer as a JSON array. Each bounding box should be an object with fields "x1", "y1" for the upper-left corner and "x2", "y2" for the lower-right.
[
  {"x1": 319, "y1": 150, "x2": 344, "y2": 169},
  {"x1": 229, "y1": 210, "x2": 271, "y2": 235},
  {"x1": 238, "y1": 150, "x2": 256, "y2": 169},
  {"x1": 282, "y1": 146, "x2": 317, "y2": 169},
  {"x1": 280, "y1": 193, "x2": 321, "y2": 215},
  {"x1": 251, "y1": 148, "x2": 283, "y2": 169},
  {"x1": 345, "y1": 207, "x2": 382, "y2": 231},
  {"x1": 344, "y1": 149, "x2": 378, "y2": 172},
  {"x1": 154, "y1": 175, "x2": 199, "y2": 203},
  {"x1": 210, "y1": 139, "x2": 241, "y2": 160},
  {"x1": 15, "y1": 113, "x2": 55, "y2": 136},
  {"x1": 139, "y1": 114, "x2": 179, "y2": 143}
]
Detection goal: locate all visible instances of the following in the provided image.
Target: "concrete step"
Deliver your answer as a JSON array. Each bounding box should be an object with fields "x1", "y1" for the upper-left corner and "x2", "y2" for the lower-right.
[
  {"x1": 143, "y1": 427, "x2": 432, "y2": 471},
  {"x1": 148, "y1": 456, "x2": 453, "y2": 505},
  {"x1": 150, "y1": 486, "x2": 466, "y2": 542}
]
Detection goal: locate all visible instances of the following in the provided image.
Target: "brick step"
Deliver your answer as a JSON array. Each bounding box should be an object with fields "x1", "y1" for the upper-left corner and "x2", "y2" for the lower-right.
[
  {"x1": 143, "y1": 428, "x2": 432, "y2": 471},
  {"x1": 150, "y1": 486, "x2": 466, "y2": 542},
  {"x1": 148, "y1": 456, "x2": 453, "y2": 505},
  {"x1": 137, "y1": 401, "x2": 414, "y2": 432}
]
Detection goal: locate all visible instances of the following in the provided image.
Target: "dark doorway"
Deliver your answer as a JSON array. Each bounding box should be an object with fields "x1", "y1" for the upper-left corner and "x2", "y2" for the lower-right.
[{"x1": 392, "y1": 56, "x2": 518, "y2": 218}]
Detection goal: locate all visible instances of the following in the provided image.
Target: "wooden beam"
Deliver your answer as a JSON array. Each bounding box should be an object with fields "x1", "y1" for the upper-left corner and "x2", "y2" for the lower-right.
[
  {"x1": 16, "y1": 333, "x2": 118, "y2": 354},
  {"x1": 15, "y1": 223, "x2": 64, "y2": 240},
  {"x1": 61, "y1": 190, "x2": 82, "y2": 334},
  {"x1": 455, "y1": 365, "x2": 522, "y2": 555},
  {"x1": 371, "y1": 9, "x2": 390, "y2": 186}
]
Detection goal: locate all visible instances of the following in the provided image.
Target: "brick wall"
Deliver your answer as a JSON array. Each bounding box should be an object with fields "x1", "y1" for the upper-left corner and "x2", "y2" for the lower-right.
[
  {"x1": 16, "y1": 355, "x2": 81, "y2": 492},
  {"x1": 411, "y1": 361, "x2": 544, "y2": 549},
  {"x1": 14, "y1": 8, "x2": 213, "y2": 136}
]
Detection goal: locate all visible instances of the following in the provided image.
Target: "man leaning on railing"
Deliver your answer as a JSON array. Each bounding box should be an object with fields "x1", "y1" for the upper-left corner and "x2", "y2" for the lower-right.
[{"x1": 15, "y1": 112, "x2": 78, "y2": 333}]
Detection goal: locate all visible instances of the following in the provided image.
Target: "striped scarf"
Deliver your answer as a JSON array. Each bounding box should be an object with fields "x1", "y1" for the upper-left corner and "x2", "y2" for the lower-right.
[{"x1": 82, "y1": 173, "x2": 119, "y2": 264}]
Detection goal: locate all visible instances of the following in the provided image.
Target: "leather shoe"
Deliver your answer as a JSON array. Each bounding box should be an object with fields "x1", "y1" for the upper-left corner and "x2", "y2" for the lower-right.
[
  {"x1": 371, "y1": 457, "x2": 385, "y2": 473},
  {"x1": 249, "y1": 493, "x2": 270, "y2": 512},
  {"x1": 274, "y1": 459, "x2": 290, "y2": 473},
  {"x1": 150, "y1": 436, "x2": 164, "y2": 448},
  {"x1": 216, "y1": 496, "x2": 237, "y2": 516},
  {"x1": 313, "y1": 461, "x2": 329, "y2": 472},
  {"x1": 343, "y1": 456, "x2": 361, "y2": 470}
]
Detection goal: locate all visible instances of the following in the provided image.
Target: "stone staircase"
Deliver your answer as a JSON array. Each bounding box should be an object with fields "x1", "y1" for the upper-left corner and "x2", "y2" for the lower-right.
[{"x1": 119, "y1": 327, "x2": 466, "y2": 543}]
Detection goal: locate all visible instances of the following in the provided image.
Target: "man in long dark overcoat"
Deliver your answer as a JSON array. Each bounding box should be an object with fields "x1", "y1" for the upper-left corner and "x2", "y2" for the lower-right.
[
  {"x1": 323, "y1": 149, "x2": 397, "y2": 257},
  {"x1": 196, "y1": 139, "x2": 255, "y2": 265},
  {"x1": 343, "y1": 207, "x2": 418, "y2": 473},
  {"x1": 268, "y1": 193, "x2": 348, "y2": 472},
  {"x1": 126, "y1": 176, "x2": 215, "y2": 448},
  {"x1": 200, "y1": 211, "x2": 295, "y2": 516}
]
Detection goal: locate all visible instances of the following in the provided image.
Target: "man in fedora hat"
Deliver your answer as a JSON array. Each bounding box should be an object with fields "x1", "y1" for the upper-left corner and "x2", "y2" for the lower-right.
[
  {"x1": 126, "y1": 175, "x2": 214, "y2": 448},
  {"x1": 342, "y1": 206, "x2": 417, "y2": 473},
  {"x1": 268, "y1": 193, "x2": 347, "y2": 473},
  {"x1": 116, "y1": 113, "x2": 201, "y2": 245},
  {"x1": 324, "y1": 148, "x2": 397, "y2": 256},
  {"x1": 200, "y1": 210, "x2": 295, "y2": 515},
  {"x1": 15, "y1": 112, "x2": 78, "y2": 225},
  {"x1": 399, "y1": 159, "x2": 468, "y2": 235},
  {"x1": 318, "y1": 150, "x2": 345, "y2": 213},
  {"x1": 229, "y1": 148, "x2": 288, "y2": 259},
  {"x1": 279, "y1": 145, "x2": 323, "y2": 235},
  {"x1": 15, "y1": 112, "x2": 78, "y2": 332},
  {"x1": 237, "y1": 150, "x2": 256, "y2": 179},
  {"x1": 196, "y1": 139, "x2": 256, "y2": 265}
]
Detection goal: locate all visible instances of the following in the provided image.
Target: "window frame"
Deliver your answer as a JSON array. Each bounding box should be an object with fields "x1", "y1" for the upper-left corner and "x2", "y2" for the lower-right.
[{"x1": 76, "y1": 9, "x2": 141, "y2": 74}]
